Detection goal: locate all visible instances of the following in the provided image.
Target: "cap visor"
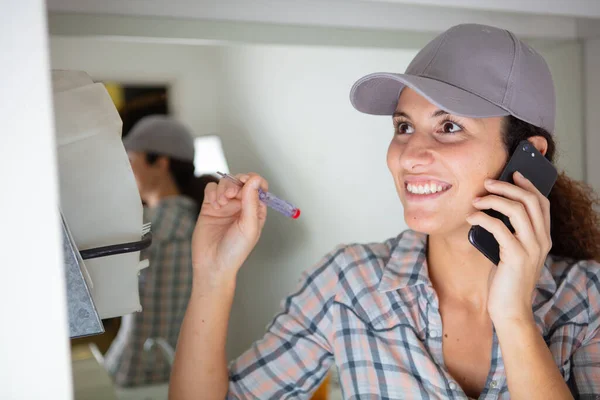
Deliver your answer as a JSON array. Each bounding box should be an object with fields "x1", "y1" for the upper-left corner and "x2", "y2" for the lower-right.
[{"x1": 350, "y1": 73, "x2": 509, "y2": 119}]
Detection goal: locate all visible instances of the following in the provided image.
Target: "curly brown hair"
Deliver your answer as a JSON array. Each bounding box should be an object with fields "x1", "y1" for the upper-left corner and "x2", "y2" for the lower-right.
[{"x1": 503, "y1": 116, "x2": 600, "y2": 262}]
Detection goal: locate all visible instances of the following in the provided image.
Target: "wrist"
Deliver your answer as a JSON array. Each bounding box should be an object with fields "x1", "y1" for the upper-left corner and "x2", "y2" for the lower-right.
[
  {"x1": 192, "y1": 267, "x2": 238, "y2": 295},
  {"x1": 492, "y1": 312, "x2": 538, "y2": 336},
  {"x1": 488, "y1": 299, "x2": 534, "y2": 326}
]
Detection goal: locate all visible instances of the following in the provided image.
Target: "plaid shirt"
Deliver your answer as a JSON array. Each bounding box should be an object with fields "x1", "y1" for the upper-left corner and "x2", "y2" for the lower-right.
[
  {"x1": 105, "y1": 196, "x2": 197, "y2": 387},
  {"x1": 228, "y1": 229, "x2": 600, "y2": 399}
]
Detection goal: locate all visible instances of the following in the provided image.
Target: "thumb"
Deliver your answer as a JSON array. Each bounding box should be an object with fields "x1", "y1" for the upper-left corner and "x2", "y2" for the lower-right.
[{"x1": 240, "y1": 176, "x2": 262, "y2": 230}]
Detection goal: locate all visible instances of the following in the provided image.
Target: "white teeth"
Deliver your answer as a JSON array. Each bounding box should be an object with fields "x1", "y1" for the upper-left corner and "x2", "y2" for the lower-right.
[{"x1": 407, "y1": 182, "x2": 448, "y2": 195}]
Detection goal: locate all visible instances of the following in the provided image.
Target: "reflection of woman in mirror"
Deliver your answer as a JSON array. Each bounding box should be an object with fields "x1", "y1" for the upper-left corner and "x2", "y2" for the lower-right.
[
  {"x1": 171, "y1": 25, "x2": 600, "y2": 399},
  {"x1": 104, "y1": 115, "x2": 217, "y2": 387}
]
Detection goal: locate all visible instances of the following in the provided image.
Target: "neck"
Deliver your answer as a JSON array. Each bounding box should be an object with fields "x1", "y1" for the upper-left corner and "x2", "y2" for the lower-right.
[
  {"x1": 143, "y1": 179, "x2": 181, "y2": 208},
  {"x1": 427, "y1": 225, "x2": 494, "y2": 310}
]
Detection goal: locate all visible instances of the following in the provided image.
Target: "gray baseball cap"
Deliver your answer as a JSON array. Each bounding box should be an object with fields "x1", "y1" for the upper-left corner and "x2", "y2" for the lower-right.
[
  {"x1": 123, "y1": 115, "x2": 195, "y2": 162},
  {"x1": 350, "y1": 23, "x2": 556, "y2": 133}
]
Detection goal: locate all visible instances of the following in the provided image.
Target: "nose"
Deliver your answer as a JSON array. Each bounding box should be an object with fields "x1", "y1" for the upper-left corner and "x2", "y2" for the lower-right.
[{"x1": 398, "y1": 133, "x2": 435, "y2": 172}]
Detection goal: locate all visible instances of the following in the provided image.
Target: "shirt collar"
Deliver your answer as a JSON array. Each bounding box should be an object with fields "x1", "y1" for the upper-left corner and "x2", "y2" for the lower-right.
[
  {"x1": 377, "y1": 229, "x2": 557, "y2": 294},
  {"x1": 377, "y1": 230, "x2": 431, "y2": 293}
]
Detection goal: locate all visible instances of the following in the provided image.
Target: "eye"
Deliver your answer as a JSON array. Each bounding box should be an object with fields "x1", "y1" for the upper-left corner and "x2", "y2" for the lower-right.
[
  {"x1": 440, "y1": 121, "x2": 462, "y2": 134},
  {"x1": 396, "y1": 122, "x2": 415, "y2": 135}
]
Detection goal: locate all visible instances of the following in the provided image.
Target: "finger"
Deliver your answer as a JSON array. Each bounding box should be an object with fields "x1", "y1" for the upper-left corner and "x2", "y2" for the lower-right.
[
  {"x1": 466, "y1": 211, "x2": 525, "y2": 257},
  {"x1": 215, "y1": 198, "x2": 242, "y2": 214},
  {"x1": 221, "y1": 173, "x2": 266, "y2": 202},
  {"x1": 231, "y1": 174, "x2": 251, "y2": 200},
  {"x1": 224, "y1": 186, "x2": 239, "y2": 199},
  {"x1": 238, "y1": 174, "x2": 251, "y2": 184},
  {"x1": 240, "y1": 175, "x2": 268, "y2": 231},
  {"x1": 216, "y1": 176, "x2": 242, "y2": 205},
  {"x1": 234, "y1": 172, "x2": 269, "y2": 202},
  {"x1": 485, "y1": 175, "x2": 550, "y2": 249},
  {"x1": 244, "y1": 174, "x2": 268, "y2": 221},
  {"x1": 203, "y1": 182, "x2": 220, "y2": 210},
  {"x1": 244, "y1": 173, "x2": 268, "y2": 191},
  {"x1": 472, "y1": 195, "x2": 537, "y2": 250},
  {"x1": 512, "y1": 171, "x2": 552, "y2": 237}
]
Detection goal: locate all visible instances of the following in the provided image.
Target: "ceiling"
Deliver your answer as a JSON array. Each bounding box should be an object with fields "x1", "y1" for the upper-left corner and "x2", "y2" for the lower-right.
[{"x1": 46, "y1": 0, "x2": 600, "y2": 40}]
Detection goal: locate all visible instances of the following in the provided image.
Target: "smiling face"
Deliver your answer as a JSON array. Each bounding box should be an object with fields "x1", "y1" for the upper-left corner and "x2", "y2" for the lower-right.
[{"x1": 387, "y1": 88, "x2": 508, "y2": 236}]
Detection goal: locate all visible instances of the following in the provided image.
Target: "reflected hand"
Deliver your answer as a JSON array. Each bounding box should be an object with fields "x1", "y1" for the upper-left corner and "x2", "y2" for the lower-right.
[
  {"x1": 191, "y1": 173, "x2": 269, "y2": 283},
  {"x1": 466, "y1": 171, "x2": 552, "y2": 324}
]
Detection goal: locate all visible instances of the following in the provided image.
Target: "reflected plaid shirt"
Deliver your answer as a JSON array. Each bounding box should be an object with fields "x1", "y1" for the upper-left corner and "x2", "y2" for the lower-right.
[
  {"x1": 105, "y1": 196, "x2": 196, "y2": 387},
  {"x1": 228, "y1": 230, "x2": 600, "y2": 399}
]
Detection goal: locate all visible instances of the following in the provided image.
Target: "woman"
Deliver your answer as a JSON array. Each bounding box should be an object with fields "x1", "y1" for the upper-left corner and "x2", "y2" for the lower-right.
[
  {"x1": 170, "y1": 24, "x2": 600, "y2": 399},
  {"x1": 104, "y1": 115, "x2": 218, "y2": 387}
]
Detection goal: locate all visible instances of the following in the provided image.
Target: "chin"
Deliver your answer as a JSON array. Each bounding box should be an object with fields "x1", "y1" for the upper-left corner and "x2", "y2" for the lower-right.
[
  {"x1": 405, "y1": 215, "x2": 473, "y2": 241},
  {"x1": 403, "y1": 209, "x2": 437, "y2": 231},
  {"x1": 403, "y1": 210, "x2": 461, "y2": 237}
]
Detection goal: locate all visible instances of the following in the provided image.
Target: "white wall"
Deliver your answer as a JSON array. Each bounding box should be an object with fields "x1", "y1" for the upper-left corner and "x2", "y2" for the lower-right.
[
  {"x1": 0, "y1": 2, "x2": 71, "y2": 399},
  {"x1": 537, "y1": 41, "x2": 585, "y2": 180},
  {"x1": 584, "y1": 37, "x2": 600, "y2": 193},
  {"x1": 49, "y1": 34, "x2": 586, "y2": 360}
]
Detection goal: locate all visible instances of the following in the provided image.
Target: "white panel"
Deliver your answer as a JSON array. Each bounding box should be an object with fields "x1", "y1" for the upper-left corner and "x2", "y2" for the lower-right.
[
  {"x1": 0, "y1": 0, "x2": 72, "y2": 399},
  {"x1": 46, "y1": 0, "x2": 579, "y2": 39},
  {"x1": 53, "y1": 74, "x2": 146, "y2": 319}
]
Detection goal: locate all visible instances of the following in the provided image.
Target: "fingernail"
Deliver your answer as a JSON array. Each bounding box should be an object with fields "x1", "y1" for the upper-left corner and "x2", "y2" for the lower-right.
[
  {"x1": 473, "y1": 197, "x2": 481, "y2": 203},
  {"x1": 250, "y1": 179, "x2": 260, "y2": 189},
  {"x1": 515, "y1": 171, "x2": 525, "y2": 179},
  {"x1": 485, "y1": 179, "x2": 494, "y2": 185}
]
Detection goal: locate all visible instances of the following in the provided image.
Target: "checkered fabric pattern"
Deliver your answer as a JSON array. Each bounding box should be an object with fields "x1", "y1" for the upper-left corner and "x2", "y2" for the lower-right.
[
  {"x1": 228, "y1": 230, "x2": 600, "y2": 399},
  {"x1": 105, "y1": 196, "x2": 197, "y2": 387}
]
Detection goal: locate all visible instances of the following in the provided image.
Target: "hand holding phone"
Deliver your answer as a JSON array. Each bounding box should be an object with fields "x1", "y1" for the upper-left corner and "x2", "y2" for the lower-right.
[{"x1": 468, "y1": 140, "x2": 558, "y2": 265}]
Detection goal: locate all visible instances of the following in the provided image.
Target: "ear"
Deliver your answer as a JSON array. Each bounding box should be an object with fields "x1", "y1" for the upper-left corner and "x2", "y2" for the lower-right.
[
  {"x1": 156, "y1": 156, "x2": 170, "y2": 171},
  {"x1": 527, "y1": 136, "x2": 548, "y2": 156}
]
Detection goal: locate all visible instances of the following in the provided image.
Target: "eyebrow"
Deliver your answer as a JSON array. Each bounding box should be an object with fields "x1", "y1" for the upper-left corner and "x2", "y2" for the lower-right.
[{"x1": 393, "y1": 109, "x2": 450, "y2": 119}]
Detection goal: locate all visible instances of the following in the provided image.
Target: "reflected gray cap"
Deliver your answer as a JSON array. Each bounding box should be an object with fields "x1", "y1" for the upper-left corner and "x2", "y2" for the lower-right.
[
  {"x1": 123, "y1": 115, "x2": 195, "y2": 162},
  {"x1": 350, "y1": 23, "x2": 556, "y2": 133}
]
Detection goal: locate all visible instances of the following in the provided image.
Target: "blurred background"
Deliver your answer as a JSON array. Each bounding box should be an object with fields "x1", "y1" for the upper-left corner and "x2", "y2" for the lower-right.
[{"x1": 3, "y1": 0, "x2": 600, "y2": 399}]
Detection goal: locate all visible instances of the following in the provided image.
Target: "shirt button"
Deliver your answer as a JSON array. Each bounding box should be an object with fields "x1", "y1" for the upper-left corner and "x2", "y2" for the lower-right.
[
  {"x1": 449, "y1": 382, "x2": 458, "y2": 390},
  {"x1": 430, "y1": 330, "x2": 440, "y2": 338},
  {"x1": 491, "y1": 380, "x2": 498, "y2": 388}
]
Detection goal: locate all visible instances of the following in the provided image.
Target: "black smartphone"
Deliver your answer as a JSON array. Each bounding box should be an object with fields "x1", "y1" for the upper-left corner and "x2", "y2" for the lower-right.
[{"x1": 468, "y1": 140, "x2": 558, "y2": 265}]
